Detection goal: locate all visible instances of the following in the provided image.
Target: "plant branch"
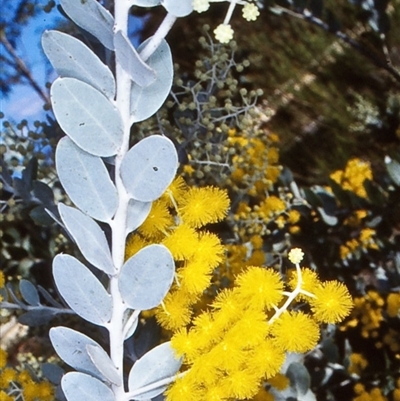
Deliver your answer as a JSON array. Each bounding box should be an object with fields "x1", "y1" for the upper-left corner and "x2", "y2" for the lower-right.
[
  {"x1": 270, "y1": 5, "x2": 400, "y2": 84},
  {"x1": 0, "y1": 32, "x2": 51, "y2": 104}
]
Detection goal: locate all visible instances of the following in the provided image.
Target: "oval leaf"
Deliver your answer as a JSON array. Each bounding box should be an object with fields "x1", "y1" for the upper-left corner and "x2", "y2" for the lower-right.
[
  {"x1": 120, "y1": 135, "x2": 178, "y2": 202},
  {"x1": 53, "y1": 254, "x2": 112, "y2": 326},
  {"x1": 62, "y1": 372, "x2": 115, "y2": 401},
  {"x1": 385, "y1": 156, "x2": 400, "y2": 186},
  {"x1": 126, "y1": 199, "x2": 152, "y2": 234},
  {"x1": 132, "y1": 0, "x2": 160, "y2": 5},
  {"x1": 161, "y1": 0, "x2": 193, "y2": 17},
  {"x1": 51, "y1": 77, "x2": 123, "y2": 157},
  {"x1": 56, "y1": 137, "x2": 118, "y2": 222},
  {"x1": 42, "y1": 30, "x2": 115, "y2": 99},
  {"x1": 60, "y1": 0, "x2": 114, "y2": 50},
  {"x1": 50, "y1": 327, "x2": 105, "y2": 380},
  {"x1": 87, "y1": 344, "x2": 121, "y2": 386},
  {"x1": 114, "y1": 31, "x2": 156, "y2": 87},
  {"x1": 128, "y1": 342, "x2": 182, "y2": 400},
  {"x1": 119, "y1": 244, "x2": 174, "y2": 310},
  {"x1": 131, "y1": 38, "x2": 173, "y2": 123},
  {"x1": 58, "y1": 203, "x2": 114, "y2": 274},
  {"x1": 18, "y1": 309, "x2": 58, "y2": 326},
  {"x1": 19, "y1": 279, "x2": 40, "y2": 306}
]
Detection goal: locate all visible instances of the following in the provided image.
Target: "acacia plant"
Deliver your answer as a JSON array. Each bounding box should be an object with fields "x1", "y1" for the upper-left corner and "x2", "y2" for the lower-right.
[{"x1": 0, "y1": 1, "x2": 356, "y2": 400}]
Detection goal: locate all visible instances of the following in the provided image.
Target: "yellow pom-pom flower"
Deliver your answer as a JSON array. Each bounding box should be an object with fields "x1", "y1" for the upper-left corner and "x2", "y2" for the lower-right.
[
  {"x1": 179, "y1": 186, "x2": 230, "y2": 228},
  {"x1": 236, "y1": 267, "x2": 284, "y2": 310},
  {"x1": 310, "y1": 281, "x2": 353, "y2": 323},
  {"x1": 270, "y1": 311, "x2": 320, "y2": 352}
]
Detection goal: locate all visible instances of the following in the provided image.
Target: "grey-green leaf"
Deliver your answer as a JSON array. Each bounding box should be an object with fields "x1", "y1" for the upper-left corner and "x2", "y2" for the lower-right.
[
  {"x1": 56, "y1": 137, "x2": 118, "y2": 223},
  {"x1": 50, "y1": 326, "x2": 106, "y2": 381},
  {"x1": 51, "y1": 77, "x2": 123, "y2": 157},
  {"x1": 131, "y1": 38, "x2": 173, "y2": 122},
  {"x1": 119, "y1": 244, "x2": 174, "y2": 310},
  {"x1": 53, "y1": 254, "x2": 112, "y2": 326},
  {"x1": 128, "y1": 342, "x2": 182, "y2": 400},
  {"x1": 62, "y1": 372, "x2": 115, "y2": 401},
  {"x1": 385, "y1": 156, "x2": 400, "y2": 186},
  {"x1": 42, "y1": 30, "x2": 115, "y2": 99},
  {"x1": 19, "y1": 279, "x2": 40, "y2": 306},
  {"x1": 58, "y1": 203, "x2": 115, "y2": 274},
  {"x1": 60, "y1": 0, "x2": 114, "y2": 50},
  {"x1": 131, "y1": 0, "x2": 160, "y2": 6},
  {"x1": 86, "y1": 344, "x2": 121, "y2": 386},
  {"x1": 126, "y1": 199, "x2": 152, "y2": 235},
  {"x1": 114, "y1": 30, "x2": 156, "y2": 87},
  {"x1": 120, "y1": 135, "x2": 178, "y2": 202},
  {"x1": 161, "y1": 0, "x2": 193, "y2": 17}
]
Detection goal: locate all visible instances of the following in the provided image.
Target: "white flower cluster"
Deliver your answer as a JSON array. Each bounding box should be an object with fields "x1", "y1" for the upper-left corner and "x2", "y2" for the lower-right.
[
  {"x1": 213, "y1": 24, "x2": 234, "y2": 44},
  {"x1": 192, "y1": 0, "x2": 260, "y2": 43},
  {"x1": 193, "y1": 0, "x2": 210, "y2": 13}
]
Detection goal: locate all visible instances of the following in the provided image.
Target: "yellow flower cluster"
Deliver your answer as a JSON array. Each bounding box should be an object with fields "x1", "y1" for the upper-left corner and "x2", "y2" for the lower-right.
[
  {"x1": 330, "y1": 158, "x2": 373, "y2": 199},
  {"x1": 166, "y1": 249, "x2": 353, "y2": 401},
  {"x1": 340, "y1": 227, "x2": 379, "y2": 260},
  {"x1": 353, "y1": 383, "x2": 387, "y2": 401},
  {"x1": 0, "y1": 348, "x2": 54, "y2": 401},
  {"x1": 0, "y1": 271, "x2": 5, "y2": 302},
  {"x1": 341, "y1": 290, "x2": 400, "y2": 354},
  {"x1": 125, "y1": 176, "x2": 230, "y2": 331},
  {"x1": 227, "y1": 128, "x2": 281, "y2": 197}
]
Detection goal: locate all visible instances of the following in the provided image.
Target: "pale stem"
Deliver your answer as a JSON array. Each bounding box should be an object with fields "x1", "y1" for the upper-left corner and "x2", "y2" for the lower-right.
[
  {"x1": 223, "y1": 0, "x2": 239, "y2": 24},
  {"x1": 108, "y1": 0, "x2": 133, "y2": 398},
  {"x1": 123, "y1": 372, "x2": 187, "y2": 401},
  {"x1": 139, "y1": 12, "x2": 177, "y2": 62},
  {"x1": 269, "y1": 263, "x2": 303, "y2": 324}
]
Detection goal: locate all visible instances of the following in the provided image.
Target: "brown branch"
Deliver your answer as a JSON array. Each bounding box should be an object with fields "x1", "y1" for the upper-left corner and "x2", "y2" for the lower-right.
[{"x1": 0, "y1": 32, "x2": 50, "y2": 105}]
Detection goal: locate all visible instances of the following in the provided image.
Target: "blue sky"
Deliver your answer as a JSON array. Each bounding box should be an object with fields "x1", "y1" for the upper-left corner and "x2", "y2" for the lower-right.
[
  {"x1": 1, "y1": 4, "x2": 146, "y2": 124},
  {"x1": 1, "y1": 9, "x2": 62, "y2": 123}
]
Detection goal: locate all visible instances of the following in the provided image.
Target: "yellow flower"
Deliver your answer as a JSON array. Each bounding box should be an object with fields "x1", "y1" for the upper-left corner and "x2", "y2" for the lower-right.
[
  {"x1": 288, "y1": 248, "x2": 304, "y2": 264},
  {"x1": 0, "y1": 271, "x2": 5, "y2": 288},
  {"x1": 268, "y1": 373, "x2": 289, "y2": 390},
  {"x1": 179, "y1": 186, "x2": 230, "y2": 228},
  {"x1": 192, "y1": 231, "x2": 224, "y2": 268},
  {"x1": 155, "y1": 290, "x2": 192, "y2": 331},
  {"x1": 248, "y1": 338, "x2": 285, "y2": 379},
  {"x1": 162, "y1": 224, "x2": 199, "y2": 260},
  {"x1": 0, "y1": 391, "x2": 13, "y2": 401},
  {"x1": 330, "y1": 158, "x2": 372, "y2": 198},
  {"x1": 288, "y1": 268, "x2": 321, "y2": 298},
  {"x1": 161, "y1": 176, "x2": 188, "y2": 208},
  {"x1": 0, "y1": 368, "x2": 16, "y2": 388},
  {"x1": 387, "y1": 293, "x2": 400, "y2": 318},
  {"x1": 271, "y1": 311, "x2": 320, "y2": 352},
  {"x1": 125, "y1": 234, "x2": 148, "y2": 260},
  {"x1": 178, "y1": 260, "x2": 211, "y2": 296},
  {"x1": 288, "y1": 209, "x2": 301, "y2": 224},
  {"x1": 0, "y1": 349, "x2": 6, "y2": 370},
  {"x1": 348, "y1": 353, "x2": 368, "y2": 376},
  {"x1": 139, "y1": 199, "x2": 173, "y2": 239},
  {"x1": 236, "y1": 267, "x2": 284, "y2": 310},
  {"x1": 310, "y1": 281, "x2": 353, "y2": 323}
]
